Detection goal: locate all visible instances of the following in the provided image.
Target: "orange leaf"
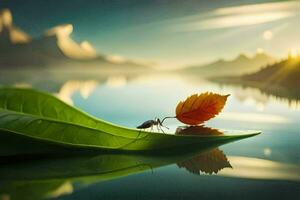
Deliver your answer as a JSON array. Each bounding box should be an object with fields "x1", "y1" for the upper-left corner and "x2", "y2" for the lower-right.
[
  {"x1": 177, "y1": 148, "x2": 232, "y2": 175},
  {"x1": 175, "y1": 125, "x2": 224, "y2": 136},
  {"x1": 175, "y1": 92, "x2": 229, "y2": 125}
]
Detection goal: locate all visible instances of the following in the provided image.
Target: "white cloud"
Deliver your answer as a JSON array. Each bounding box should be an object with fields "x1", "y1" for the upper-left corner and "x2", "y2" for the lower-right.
[
  {"x1": 215, "y1": 1, "x2": 300, "y2": 15},
  {"x1": 56, "y1": 80, "x2": 98, "y2": 105},
  {"x1": 172, "y1": 1, "x2": 300, "y2": 31},
  {"x1": 185, "y1": 12, "x2": 292, "y2": 30}
]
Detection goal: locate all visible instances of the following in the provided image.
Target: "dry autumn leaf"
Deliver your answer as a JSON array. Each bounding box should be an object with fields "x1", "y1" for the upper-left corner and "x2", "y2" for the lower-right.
[
  {"x1": 175, "y1": 92, "x2": 229, "y2": 125},
  {"x1": 175, "y1": 125, "x2": 224, "y2": 136},
  {"x1": 177, "y1": 148, "x2": 232, "y2": 175}
]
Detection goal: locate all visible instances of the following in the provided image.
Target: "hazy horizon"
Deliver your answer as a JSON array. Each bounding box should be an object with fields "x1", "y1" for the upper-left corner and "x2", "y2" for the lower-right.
[{"x1": 1, "y1": 0, "x2": 300, "y2": 68}]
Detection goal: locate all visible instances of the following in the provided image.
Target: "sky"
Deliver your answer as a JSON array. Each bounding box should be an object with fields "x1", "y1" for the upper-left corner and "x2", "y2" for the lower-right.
[{"x1": 1, "y1": 0, "x2": 300, "y2": 68}]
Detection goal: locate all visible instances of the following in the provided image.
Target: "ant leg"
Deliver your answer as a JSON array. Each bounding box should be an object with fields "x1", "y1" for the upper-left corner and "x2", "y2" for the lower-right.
[
  {"x1": 162, "y1": 125, "x2": 167, "y2": 133},
  {"x1": 155, "y1": 125, "x2": 158, "y2": 132},
  {"x1": 158, "y1": 125, "x2": 165, "y2": 133},
  {"x1": 157, "y1": 118, "x2": 169, "y2": 130},
  {"x1": 162, "y1": 125, "x2": 169, "y2": 130}
]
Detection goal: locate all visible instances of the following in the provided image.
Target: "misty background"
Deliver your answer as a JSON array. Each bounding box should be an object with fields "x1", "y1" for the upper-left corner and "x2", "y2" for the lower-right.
[{"x1": 1, "y1": 0, "x2": 300, "y2": 68}]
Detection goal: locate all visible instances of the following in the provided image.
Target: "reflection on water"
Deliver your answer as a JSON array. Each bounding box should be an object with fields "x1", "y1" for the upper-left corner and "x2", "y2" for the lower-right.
[
  {"x1": 50, "y1": 75, "x2": 300, "y2": 115},
  {"x1": 106, "y1": 75, "x2": 127, "y2": 88},
  {"x1": 181, "y1": 74, "x2": 300, "y2": 109},
  {"x1": 215, "y1": 82, "x2": 300, "y2": 110},
  {"x1": 218, "y1": 112, "x2": 290, "y2": 124},
  {"x1": 175, "y1": 126, "x2": 231, "y2": 175},
  {"x1": 220, "y1": 156, "x2": 300, "y2": 181},
  {"x1": 0, "y1": 145, "x2": 230, "y2": 200},
  {"x1": 178, "y1": 148, "x2": 232, "y2": 175},
  {"x1": 0, "y1": 70, "x2": 299, "y2": 109},
  {"x1": 1, "y1": 146, "x2": 299, "y2": 200},
  {"x1": 56, "y1": 80, "x2": 98, "y2": 105},
  {"x1": 0, "y1": 71, "x2": 300, "y2": 199},
  {"x1": 0, "y1": 149, "x2": 234, "y2": 199},
  {"x1": 47, "y1": 182, "x2": 73, "y2": 199},
  {"x1": 175, "y1": 125, "x2": 224, "y2": 136},
  {"x1": 0, "y1": 126, "x2": 256, "y2": 200}
]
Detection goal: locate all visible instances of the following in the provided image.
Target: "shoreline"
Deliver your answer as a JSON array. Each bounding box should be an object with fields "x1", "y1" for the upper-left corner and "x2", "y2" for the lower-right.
[{"x1": 210, "y1": 77, "x2": 300, "y2": 101}]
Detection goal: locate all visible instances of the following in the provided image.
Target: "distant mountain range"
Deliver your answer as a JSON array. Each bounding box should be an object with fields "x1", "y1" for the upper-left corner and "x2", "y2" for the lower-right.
[
  {"x1": 0, "y1": 9, "x2": 150, "y2": 71},
  {"x1": 181, "y1": 53, "x2": 275, "y2": 77},
  {"x1": 242, "y1": 56, "x2": 300, "y2": 89},
  {"x1": 212, "y1": 55, "x2": 300, "y2": 100}
]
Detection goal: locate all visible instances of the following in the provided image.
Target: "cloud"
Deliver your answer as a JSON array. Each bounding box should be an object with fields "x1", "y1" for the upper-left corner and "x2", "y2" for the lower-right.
[
  {"x1": 105, "y1": 54, "x2": 126, "y2": 64},
  {"x1": 172, "y1": 1, "x2": 300, "y2": 31},
  {"x1": 56, "y1": 80, "x2": 98, "y2": 105},
  {"x1": 185, "y1": 12, "x2": 293, "y2": 30},
  {"x1": 45, "y1": 24, "x2": 98, "y2": 59},
  {"x1": 214, "y1": 1, "x2": 300, "y2": 15}
]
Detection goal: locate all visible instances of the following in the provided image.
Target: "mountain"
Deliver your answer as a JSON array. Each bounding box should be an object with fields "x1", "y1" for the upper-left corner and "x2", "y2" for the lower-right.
[
  {"x1": 0, "y1": 9, "x2": 150, "y2": 71},
  {"x1": 242, "y1": 56, "x2": 300, "y2": 89},
  {"x1": 211, "y1": 55, "x2": 300, "y2": 100},
  {"x1": 182, "y1": 53, "x2": 275, "y2": 78}
]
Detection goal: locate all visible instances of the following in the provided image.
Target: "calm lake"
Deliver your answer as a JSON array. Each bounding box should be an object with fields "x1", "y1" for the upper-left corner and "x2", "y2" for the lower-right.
[{"x1": 1, "y1": 73, "x2": 299, "y2": 200}]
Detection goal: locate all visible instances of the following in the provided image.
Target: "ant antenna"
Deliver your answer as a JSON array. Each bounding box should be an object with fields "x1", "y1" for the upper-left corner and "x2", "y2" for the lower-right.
[
  {"x1": 161, "y1": 116, "x2": 176, "y2": 124},
  {"x1": 157, "y1": 118, "x2": 173, "y2": 130}
]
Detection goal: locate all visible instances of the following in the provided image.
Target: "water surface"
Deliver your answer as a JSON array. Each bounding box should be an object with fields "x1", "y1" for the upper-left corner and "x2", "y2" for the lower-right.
[{"x1": 1, "y1": 73, "x2": 299, "y2": 200}]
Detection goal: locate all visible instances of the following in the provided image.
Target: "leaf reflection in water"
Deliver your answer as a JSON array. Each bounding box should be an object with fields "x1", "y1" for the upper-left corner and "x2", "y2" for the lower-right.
[
  {"x1": 176, "y1": 125, "x2": 231, "y2": 175},
  {"x1": 0, "y1": 126, "x2": 257, "y2": 200},
  {"x1": 177, "y1": 148, "x2": 232, "y2": 175},
  {"x1": 175, "y1": 125, "x2": 224, "y2": 136}
]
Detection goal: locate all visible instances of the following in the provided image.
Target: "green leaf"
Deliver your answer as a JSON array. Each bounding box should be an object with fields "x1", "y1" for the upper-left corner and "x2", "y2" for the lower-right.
[
  {"x1": 0, "y1": 88, "x2": 260, "y2": 155},
  {"x1": 0, "y1": 145, "x2": 231, "y2": 200}
]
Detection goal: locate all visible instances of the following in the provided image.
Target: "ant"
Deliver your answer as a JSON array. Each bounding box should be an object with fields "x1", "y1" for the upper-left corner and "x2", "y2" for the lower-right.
[{"x1": 136, "y1": 117, "x2": 174, "y2": 133}]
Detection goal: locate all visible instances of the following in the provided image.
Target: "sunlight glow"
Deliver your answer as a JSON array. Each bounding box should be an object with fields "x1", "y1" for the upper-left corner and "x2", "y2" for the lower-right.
[
  {"x1": 264, "y1": 148, "x2": 272, "y2": 156},
  {"x1": 219, "y1": 156, "x2": 300, "y2": 181},
  {"x1": 289, "y1": 48, "x2": 300, "y2": 58},
  {"x1": 263, "y1": 30, "x2": 273, "y2": 40},
  {"x1": 256, "y1": 48, "x2": 264, "y2": 54}
]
